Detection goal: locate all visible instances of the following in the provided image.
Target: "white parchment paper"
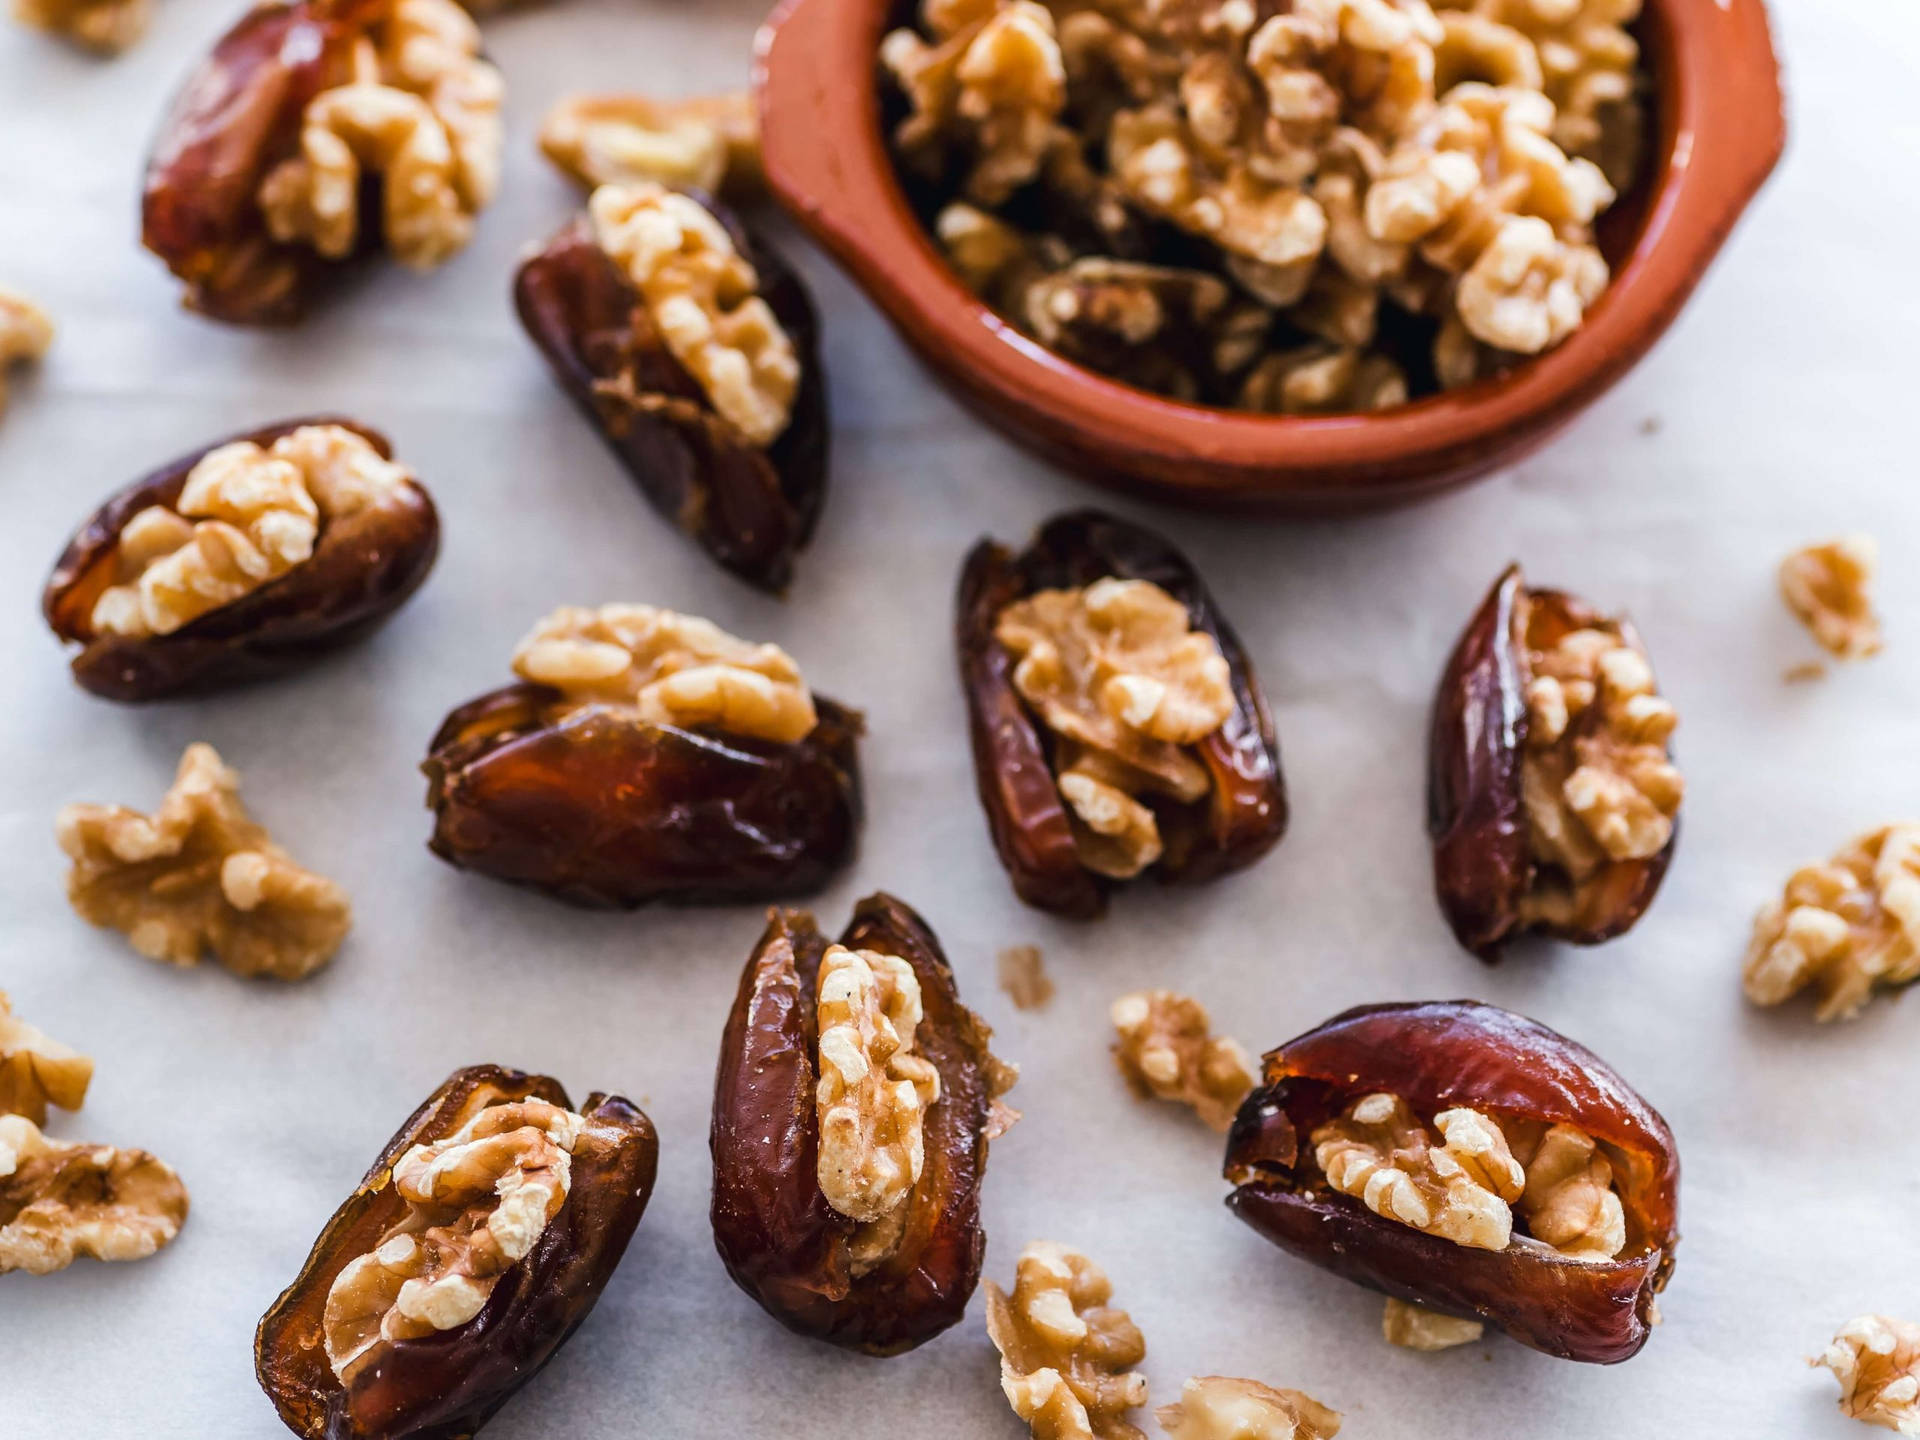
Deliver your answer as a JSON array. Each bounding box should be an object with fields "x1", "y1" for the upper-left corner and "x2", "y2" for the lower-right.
[{"x1": 2, "y1": 1, "x2": 1917, "y2": 1434}]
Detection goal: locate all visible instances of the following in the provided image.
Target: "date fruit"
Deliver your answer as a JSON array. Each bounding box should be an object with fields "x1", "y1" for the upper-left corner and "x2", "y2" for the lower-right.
[
  {"x1": 513, "y1": 202, "x2": 828, "y2": 595},
  {"x1": 1224, "y1": 1000, "x2": 1679, "y2": 1364},
  {"x1": 43, "y1": 417, "x2": 438, "y2": 702},
  {"x1": 957, "y1": 509, "x2": 1287, "y2": 918},
  {"x1": 711, "y1": 892, "x2": 1017, "y2": 1355},
  {"x1": 1429, "y1": 565, "x2": 1682, "y2": 958},
  {"x1": 256, "y1": 1064, "x2": 657, "y2": 1440}
]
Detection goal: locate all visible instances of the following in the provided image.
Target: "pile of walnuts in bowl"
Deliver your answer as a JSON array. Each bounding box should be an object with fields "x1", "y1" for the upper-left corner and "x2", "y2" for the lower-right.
[{"x1": 881, "y1": 0, "x2": 1646, "y2": 411}]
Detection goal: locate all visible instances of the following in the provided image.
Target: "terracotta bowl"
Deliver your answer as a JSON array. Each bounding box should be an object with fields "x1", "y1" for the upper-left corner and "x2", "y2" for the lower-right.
[{"x1": 754, "y1": 0, "x2": 1784, "y2": 513}]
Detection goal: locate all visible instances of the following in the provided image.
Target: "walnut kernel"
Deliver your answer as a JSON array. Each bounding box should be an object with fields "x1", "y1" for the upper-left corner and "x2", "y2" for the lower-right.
[
  {"x1": 1111, "y1": 990, "x2": 1255, "y2": 1131},
  {"x1": 0, "y1": 1113, "x2": 188, "y2": 1275},
  {"x1": 1381, "y1": 1297, "x2": 1485, "y2": 1350},
  {"x1": 0, "y1": 995, "x2": 93, "y2": 1127},
  {"x1": 0, "y1": 288, "x2": 53, "y2": 414},
  {"x1": 540, "y1": 91, "x2": 760, "y2": 196},
  {"x1": 986, "y1": 1240, "x2": 1150, "y2": 1440},
  {"x1": 1781, "y1": 536, "x2": 1883, "y2": 662},
  {"x1": 998, "y1": 944, "x2": 1055, "y2": 1010},
  {"x1": 57, "y1": 743, "x2": 351, "y2": 981},
  {"x1": 1158, "y1": 1375, "x2": 1342, "y2": 1440},
  {"x1": 1816, "y1": 1315, "x2": 1920, "y2": 1436},
  {"x1": 10, "y1": 0, "x2": 146, "y2": 52}
]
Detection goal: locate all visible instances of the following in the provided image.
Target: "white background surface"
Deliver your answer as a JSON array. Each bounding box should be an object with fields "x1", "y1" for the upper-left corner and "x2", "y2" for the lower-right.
[{"x1": 2, "y1": 0, "x2": 1916, "y2": 1435}]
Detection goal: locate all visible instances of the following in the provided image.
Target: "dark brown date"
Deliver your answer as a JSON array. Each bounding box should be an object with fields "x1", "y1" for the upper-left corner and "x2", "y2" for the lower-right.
[
  {"x1": 1224, "y1": 1000, "x2": 1679, "y2": 1364},
  {"x1": 513, "y1": 207, "x2": 829, "y2": 595},
  {"x1": 141, "y1": 0, "x2": 380, "y2": 324},
  {"x1": 1428, "y1": 564, "x2": 1677, "y2": 958},
  {"x1": 255, "y1": 1064, "x2": 658, "y2": 1440},
  {"x1": 43, "y1": 416, "x2": 439, "y2": 702},
  {"x1": 710, "y1": 893, "x2": 1015, "y2": 1355},
  {"x1": 422, "y1": 682, "x2": 862, "y2": 908},
  {"x1": 956, "y1": 509, "x2": 1287, "y2": 919}
]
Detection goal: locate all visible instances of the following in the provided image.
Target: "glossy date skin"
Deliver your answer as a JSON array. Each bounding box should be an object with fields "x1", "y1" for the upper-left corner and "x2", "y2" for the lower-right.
[
  {"x1": 711, "y1": 893, "x2": 1012, "y2": 1355},
  {"x1": 43, "y1": 416, "x2": 439, "y2": 702},
  {"x1": 255, "y1": 1064, "x2": 658, "y2": 1440},
  {"x1": 513, "y1": 208, "x2": 829, "y2": 595},
  {"x1": 141, "y1": 0, "x2": 382, "y2": 324},
  {"x1": 956, "y1": 509, "x2": 1287, "y2": 919},
  {"x1": 1428, "y1": 564, "x2": 1676, "y2": 959},
  {"x1": 1224, "y1": 1001, "x2": 1679, "y2": 1364},
  {"x1": 422, "y1": 683, "x2": 862, "y2": 908}
]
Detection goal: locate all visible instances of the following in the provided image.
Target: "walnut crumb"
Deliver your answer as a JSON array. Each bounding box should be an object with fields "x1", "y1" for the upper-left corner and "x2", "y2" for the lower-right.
[
  {"x1": 0, "y1": 288, "x2": 53, "y2": 413},
  {"x1": 987, "y1": 1240, "x2": 1149, "y2": 1440},
  {"x1": 1159, "y1": 1375, "x2": 1341, "y2": 1439},
  {"x1": 11, "y1": 0, "x2": 147, "y2": 52},
  {"x1": 1781, "y1": 536, "x2": 1882, "y2": 662},
  {"x1": 0, "y1": 994, "x2": 93, "y2": 1127},
  {"x1": 1111, "y1": 990, "x2": 1254, "y2": 1131},
  {"x1": 0, "y1": 1113, "x2": 188, "y2": 1275},
  {"x1": 57, "y1": 743, "x2": 351, "y2": 981},
  {"x1": 998, "y1": 944, "x2": 1055, "y2": 1010},
  {"x1": 1382, "y1": 1297, "x2": 1485, "y2": 1350},
  {"x1": 540, "y1": 91, "x2": 760, "y2": 196},
  {"x1": 1815, "y1": 1315, "x2": 1920, "y2": 1435}
]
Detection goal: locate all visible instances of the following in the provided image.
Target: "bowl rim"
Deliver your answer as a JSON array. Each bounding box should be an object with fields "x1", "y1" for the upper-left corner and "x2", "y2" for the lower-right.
[{"x1": 754, "y1": 0, "x2": 1785, "y2": 497}]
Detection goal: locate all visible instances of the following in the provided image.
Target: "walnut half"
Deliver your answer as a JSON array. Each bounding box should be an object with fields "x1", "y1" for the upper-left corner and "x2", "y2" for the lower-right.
[
  {"x1": 0, "y1": 995, "x2": 93, "y2": 1127},
  {"x1": 1781, "y1": 535, "x2": 1883, "y2": 662},
  {"x1": 0, "y1": 1114, "x2": 189, "y2": 1275},
  {"x1": 986, "y1": 1240, "x2": 1150, "y2": 1440},
  {"x1": 1815, "y1": 1315, "x2": 1920, "y2": 1435},
  {"x1": 540, "y1": 91, "x2": 761, "y2": 197},
  {"x1": 0, "y1": 287, "x2": 53, "y2": 415},
  {"x1": 10, "y1": 0, "x2": 148, "y2": 53},
  {"x1": 1158, "y1": 1375, "x2": 1342, "y2": 1440},
  {"x1": 57, "y1": 743, "x2": 352, "y2": 981},
  {"x1": 1111, "y1": 990, "x2": 1255, "y2": 1132}
]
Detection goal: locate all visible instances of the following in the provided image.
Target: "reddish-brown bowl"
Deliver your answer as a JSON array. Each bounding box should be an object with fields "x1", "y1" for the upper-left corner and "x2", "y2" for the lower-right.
[{"x1": 754, "y1": 0, "x2": 1784, "y2": 512}]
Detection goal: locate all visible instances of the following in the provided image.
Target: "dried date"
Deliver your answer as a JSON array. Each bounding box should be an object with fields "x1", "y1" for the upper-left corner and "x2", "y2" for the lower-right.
[
  {"x1": 1224, "y1": 1000, "x2": 1679, "y2": 1364},
  {"x1": 255, "y1": 1064, "x2": 657, "y2": 1440}
]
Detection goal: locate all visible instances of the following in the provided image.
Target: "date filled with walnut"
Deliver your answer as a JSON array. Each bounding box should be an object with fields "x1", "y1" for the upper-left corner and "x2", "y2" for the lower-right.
[{"x1": 1224, "y1": 1000, "x2": 1678, "y2": 1364}]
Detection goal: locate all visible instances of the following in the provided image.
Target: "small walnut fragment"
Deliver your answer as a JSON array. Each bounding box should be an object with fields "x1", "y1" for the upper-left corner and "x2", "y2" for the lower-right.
[
  {"x1": 1745, "y1": 826, "x2": 1920, "y2": 1022},
  {"x1": 986, "y1": 1240, "x2": 1149, "y2": 1440},
  {"x1": 57, "y1": 743, "x2": 351, "y2": 981},
  {"x1": 1158, "y1": 1375, "x2": 1342, "y2": 1440},
  {"x1": 11, "y1": 0, "x2": 147, "y2": 53},
  {"x1": 1781, "y1": 536, "x2": 1883, "y2": 662},
  {"x1": 1816, "y1": 1316, "x2": 1920, "y2": 1436},
  {"x1": 0, "y1": 1113, "x2": 188, "y2": 1275},
  {"x1": 1111, "y1": 990, "x2": 1255, "y2": 1131},
  {"x1": 512, "y1": 603, "x2": 818, "y2": 744},
  {"x1": 0, "y1": 994, "x2": 93, "y2": 1126},
  {"x1": 1382, "y1": 1296, "x2": 1485, "y2": 1350},
  {"x1": 998, "y1": 944, "x2": 1055, "y2": 1010},
  {"x1": 541, "y1": 91, "x2": 760, "y2": 196},
  {"x1": 0, "y1": 287, "x2": 53, "y2": 414}
]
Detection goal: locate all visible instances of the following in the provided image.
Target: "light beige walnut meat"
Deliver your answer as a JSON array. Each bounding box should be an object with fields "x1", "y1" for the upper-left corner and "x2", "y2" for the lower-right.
[
  {"x1": 88, "y1": 424, "x2": 413, "y2": 640},
  {"x1": 589, "y1": 181, "x2": 800, "y2": 447},
  {"x1": 0, "y1": 1113, "x2": 188, "y2": 1275},
  {"x1": 540, "y1": 91, "x2": 760, "y2": 196},
  {"x1": 512, "y1": 603, "x2": 817, "y2": 745},
  {"x1": 1239, "y1": 342, "x2": 1407, "y2": 413},
  {"x1": 1745, "y1": 826, "x2": 1920, "y2": 1022},
  {"x1": 11, "y1": 0, "x2": 146, "y2": 52},
  {"x1": 0, "y1": 287, "x2": 53, "y2": 415},
  {"x1": 323, "y1": 1100, "x2": 584, "y2": 1381},
  {"x1": 57, "y1": 743, "x2": 352, "y2": 981},
  {"x1": 1817, "y1": 1316, "x2": 1920, "y2": 1436},
  {"x1": 996, "y1": 577, "x2": 1233, "y2": 878},
  {"x1": 1381, "y1": 1296, "x2": 1485, "y2": 1350},
  {"x1": 1111, "y1": 990, "x2": 1255, "y2": 1131},
  {"x1": 0, "y1": 995, "x2": 93, "y2": 1126},
  {"x1": 258, "y1": 0, "x2": 502, "y2": 269},
  {"x1": 986, "y1": 1240, "x2": 1150, "y2": 1440},
  {"x1": 1159, "y1": 1375, "x2": 1342, "y2": 1440},
  {"x1": 1781, "y1": 535, "x2": 1883, "y2": 662}
]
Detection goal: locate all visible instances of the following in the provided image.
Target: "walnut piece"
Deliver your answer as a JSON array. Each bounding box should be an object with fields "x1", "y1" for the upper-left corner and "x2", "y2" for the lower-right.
[
  {"x1": 323, "y1": 1099, "x2": 584, "y2": 1382},
  {"x1": 1816, "y1": 1316, "x2": 1920, "y2": 1436},
  {"x1": 1781, "y1": 536, "x2": 1883, "y2": 662},
  {"x1": 1744, "y1": 826, "x2": 1920, "y2": 1022},
  {"x1": 986, "y1": 1240, "x2": 1150, "y2": 1440},
  {"x1": 1111, "y1": 990, "x2": 1255, "y2": 1132},
  {"x1": 1158, "y1": 1375, "x2": 1342, "y2": 1440},
  {"x1": 0, "y1": 994, "x2": 93, "y2": 1127},
  {"x1": 511, "y1": 603, "x2": 818, "y2": 745},
  {"x1": 11, "y1": 0, "x2": 146, "y2": 52},
  {"x1": 540, "y1": 91, "x2": 760, "y2": 196},
  {"x1": 88, "y1": 424, "x2": 413, "y2": 640},
  {"x1": 258, "y1": 0, "x2": 503, "y2": 270},
  {"x1": 57, "y1": 743, "x2": 351, "y2": 981},
  {"x1": 1238, "y1": 342, "x2": 1407, "y2": 414},
  {"x1": 0, "y1": 287, "x2": 53, "y2": 414},
  {"x1": 0, "y1": 1114, "x2": 188, "y2": 1275},
  {"x1": 588, "y1": 181, "x2": 801, "y2": 447},
  {"x1": 1312, "y1": 1093, "x2": 1625, "y2": 1259},
  {"x1": 1381, "y1": 1297, "x2": 1484, "y2": 1350},
  {"x1": 998, "y1": 944, "x2": 1055, "y2": 1010},
  {"x1": 996, "y1": 577, "x2": 1233, "y2": 879}
]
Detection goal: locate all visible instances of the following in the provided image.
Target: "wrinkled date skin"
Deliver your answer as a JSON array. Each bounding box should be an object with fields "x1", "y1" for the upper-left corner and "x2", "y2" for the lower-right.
[
  {"x1": 956, "y1": 509, "x2": 1287, "y2": 919},
  {"x1": 141, "y1": 0, "x2": 385, "y2": 324},
  {"x1": 513, "y1": 207, "x2": 829, "y2": 594},
  {"x1": 1224, "y1": 1001, "x2": 1679, "y2": 1364},
  {"x1": 422, "y1": 684, "x2": 862, "y2": 908},
  {"x1": 1428, "y1": 564, "x2": 1677, "y2": 958},
  {"x1": 711, "y1": 893, "x2": 1009, "y2": 1355},
  {"x1": 43, "y1": 416, "x2": 439, "y2": 702},
  {"x1": 255, "y1": 1064, "x2": 658, "y2": 1440}
]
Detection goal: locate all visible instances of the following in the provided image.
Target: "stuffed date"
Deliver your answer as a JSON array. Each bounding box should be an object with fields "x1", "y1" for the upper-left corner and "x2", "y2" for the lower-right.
[
  {"x1": 43, "y1": 417, "x2": 438, "y2": 702},
  {"x1": 255, "y1": 1064, "x2": 657, "y2": 1439},
  {"x1": 957, "y1": 509, "x2": 1286, "y2": 919},
  {"x1": 710, "y1": 893, "x2": 1017, "y2": 1355},
  {"x1": 513, "y1": 181, "x2": 828, "y2": 594},
  {"x1": 1224, "y1": 1000, "x2": 1679, "y2": 1364}
]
